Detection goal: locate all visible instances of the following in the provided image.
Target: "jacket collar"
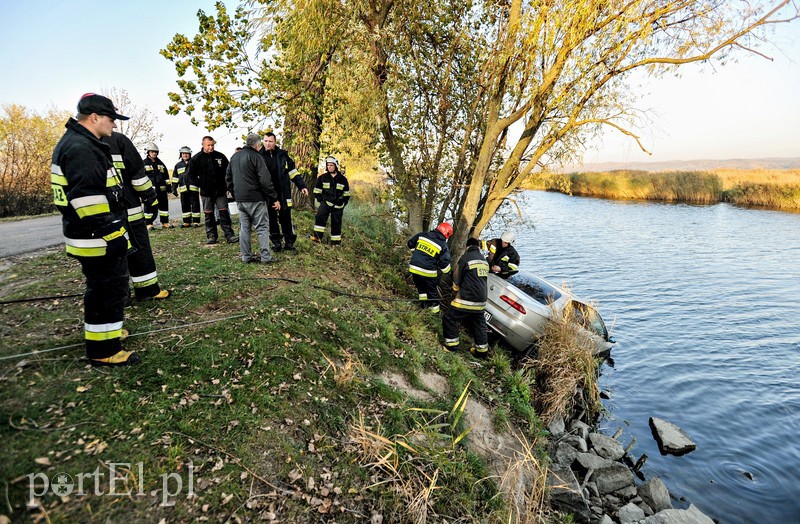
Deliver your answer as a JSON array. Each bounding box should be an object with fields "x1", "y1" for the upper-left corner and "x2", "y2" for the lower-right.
[{"x1": 66, "y1": 118, "x2": 110, "y2": 152}]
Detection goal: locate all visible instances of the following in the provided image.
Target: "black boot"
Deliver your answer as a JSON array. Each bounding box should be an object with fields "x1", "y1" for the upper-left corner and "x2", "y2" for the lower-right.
[
  {"x1": 218, "y1": 209, "x2": 238, "y2": 242},
  {"x1": 204, "y1": 213, "x2": 218, "y2": 243}
]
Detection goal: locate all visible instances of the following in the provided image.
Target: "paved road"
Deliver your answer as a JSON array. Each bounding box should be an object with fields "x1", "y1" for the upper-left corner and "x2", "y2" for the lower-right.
[{"x1": 0, "y1": 199, "x2": 189, "y2": 258}]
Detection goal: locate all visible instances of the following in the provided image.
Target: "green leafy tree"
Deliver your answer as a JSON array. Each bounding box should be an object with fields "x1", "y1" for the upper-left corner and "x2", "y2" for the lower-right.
[{"x1": 161, "y1": 0, "x2": 347, "y2": 207}]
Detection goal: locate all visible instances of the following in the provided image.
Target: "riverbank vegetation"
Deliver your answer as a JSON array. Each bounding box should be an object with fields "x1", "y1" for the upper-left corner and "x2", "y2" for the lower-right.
[
  {"x1": 0, "y1": 197, "x2": 607, "y2": 522},
  {"x1": 528, "y1": 169, "x2": 800, "y2": 210}
]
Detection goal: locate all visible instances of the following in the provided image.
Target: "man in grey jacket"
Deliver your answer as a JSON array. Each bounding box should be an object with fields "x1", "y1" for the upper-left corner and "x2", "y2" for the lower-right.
[{"x1": 225, "y1": 133, "x2": 281, "y2": 263}]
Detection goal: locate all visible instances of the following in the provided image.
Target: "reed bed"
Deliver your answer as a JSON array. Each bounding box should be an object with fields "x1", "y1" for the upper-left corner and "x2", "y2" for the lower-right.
[{"x1": 533, "y1": 168, "x2": 800, "y2": 210}]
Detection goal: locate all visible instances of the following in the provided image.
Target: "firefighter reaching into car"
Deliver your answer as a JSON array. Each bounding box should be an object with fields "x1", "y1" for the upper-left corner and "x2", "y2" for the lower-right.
[
  {"x1": 407, "y1": 222, "x2": 453, "y2": 313},
  {"x1": 442, "y1": 237, "x2": 490, "y2": 358},
  {"x1": 485, "y1": 230, "x2": 520, "y2": 278}
]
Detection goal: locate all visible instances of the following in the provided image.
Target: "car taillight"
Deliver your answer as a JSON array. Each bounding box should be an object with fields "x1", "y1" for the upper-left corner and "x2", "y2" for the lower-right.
[{"x1": 500, "y1": 295, "x2": 526, "y2": 314}]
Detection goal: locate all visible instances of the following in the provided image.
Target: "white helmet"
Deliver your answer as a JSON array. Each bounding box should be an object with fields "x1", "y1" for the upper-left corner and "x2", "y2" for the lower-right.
[
  {"x1": 501, "y1": 231, "x2": 516, "y2": 244},
  {"x1": 325, "y1": 156, "x2": 339, "y2": 169},
  {"x1": 146, "y1": 143, "x2": 159, "y2": 153},
  {"x1": 179, "y1": 146, "x2": 192, "y2": 154}
]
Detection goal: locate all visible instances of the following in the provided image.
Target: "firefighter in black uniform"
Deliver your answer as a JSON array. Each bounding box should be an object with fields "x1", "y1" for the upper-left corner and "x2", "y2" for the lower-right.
[
  {"x1": 173, "y1": 146, "x2": 201, "y2": 227},
  {"x1": 310, "y1": 156, "x2": 350, "y2": 245},
  {"x1": 442, "y1": 237, "x2": 490, "y2": 357},
  {"x1": 486, "y1": 231, "x2": 520, "y2": 278},
  {"x1": 51, "y1": 93, "x2": 139, "y2": 366},
  {"x1": 143, "y1": 144, "x2": 171, "y2": 229},
  {"x1": 406, "y1": 222, "x2": 453, "y2": 313},
  {"x1": 104, "y1": 131, "x2": 171, "y2": 301},
  {"x1": 259, "y1": 132, "x2": 308, "y2": 251}
]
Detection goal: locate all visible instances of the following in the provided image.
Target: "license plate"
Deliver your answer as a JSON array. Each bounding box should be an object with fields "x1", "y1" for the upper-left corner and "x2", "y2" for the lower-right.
[{"x1": 484, "y1": 311, "x2": 492, "y2": 323}]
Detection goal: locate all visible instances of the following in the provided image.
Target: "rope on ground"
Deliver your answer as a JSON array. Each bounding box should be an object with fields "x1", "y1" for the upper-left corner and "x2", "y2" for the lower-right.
[
  {"x1": 0, "y1": 293, "x2": 82, "y2": 306},
  {"x1": 0, "y1": 313, "x2": 249, "y2": 363}
]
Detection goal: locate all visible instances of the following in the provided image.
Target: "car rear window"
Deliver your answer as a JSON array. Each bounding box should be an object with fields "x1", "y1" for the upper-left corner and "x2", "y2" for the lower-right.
[{"x1": 507, "y1": 274, "x2": 562, "y2": 305}]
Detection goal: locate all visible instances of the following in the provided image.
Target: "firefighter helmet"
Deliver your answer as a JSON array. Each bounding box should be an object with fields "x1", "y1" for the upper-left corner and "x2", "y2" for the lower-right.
[
  {"x1": 436, "y1": 222, "x2": 453, "y2": 239},
  {"x1": 146, "y1": 143, "x2": 159, "y2": 153},
  {"x1": 325, "y1": 156, "x2": 339, "y2": 169},
  {"x1": 179, "y1": 146, "x2": 192, "y2": 155},
  {"x1": 501, "y1": 231, "x2": 516, "y2": 244}
]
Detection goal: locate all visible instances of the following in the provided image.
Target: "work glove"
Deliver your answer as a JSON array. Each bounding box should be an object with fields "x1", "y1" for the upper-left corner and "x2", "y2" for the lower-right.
[{"x1": 97, "y1": 221, "x2": 129, "y2": 258}]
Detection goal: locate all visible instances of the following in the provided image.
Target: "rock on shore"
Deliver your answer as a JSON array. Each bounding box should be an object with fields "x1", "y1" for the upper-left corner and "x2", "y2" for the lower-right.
[{"x1": 648, "y1": 417, "x2": 697, "y2": 456}]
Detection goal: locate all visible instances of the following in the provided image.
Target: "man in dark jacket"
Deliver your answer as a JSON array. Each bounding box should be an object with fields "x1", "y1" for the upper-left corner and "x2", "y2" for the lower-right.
[
  {"x1": 104, "y1": 131, "x2": 170, "y2": 301},
  {"x1": 442, "y1": 237, "x2": 490, "y2": 358},
  {"x1": 189, "y1": 136, "x2": 238, "y2": 244},
  {"x1": 406, "y1": 222, "x2": 453, "y2": 313},
  {"x1": 226, "y1": 133, "x2": 281, "y2": 263},
  {"x1": 486, "y1": 231, "x2": 520, "y2": 278},
  {"x1": 51, "y1": 93, "x2": 139, "y2": 367},
  {"x1": 259, "y1": 133, "x2": 308, "y2": 251},
  {"x1": 143, "y1": 144, "x2": 172, "y2": 229}
]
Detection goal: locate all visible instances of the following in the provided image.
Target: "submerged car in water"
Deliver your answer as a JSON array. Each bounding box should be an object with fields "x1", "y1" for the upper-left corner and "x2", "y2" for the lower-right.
[{"x1": 485, "y1": 270, "x2": 615, "y2": 356}]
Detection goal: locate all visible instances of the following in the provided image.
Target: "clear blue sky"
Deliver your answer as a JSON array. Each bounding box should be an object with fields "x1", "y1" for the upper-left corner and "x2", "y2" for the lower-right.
[{"x1": 1, "y1": 1, "x2": 798, "y2": 166}]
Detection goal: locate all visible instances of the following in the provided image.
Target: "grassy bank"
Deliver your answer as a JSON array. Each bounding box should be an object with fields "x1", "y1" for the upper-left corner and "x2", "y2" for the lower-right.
[
  {"x1": 528, "y1": 169, "x2": 800, "y2": 210},
  {"x1": 0, "y1": 199, "x2": 602, "y2": 522}
]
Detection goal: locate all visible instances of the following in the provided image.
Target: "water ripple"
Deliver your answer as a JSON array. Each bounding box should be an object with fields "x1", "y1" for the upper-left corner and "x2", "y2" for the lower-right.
[{"x1": 507, "y1": 191, "x2": 800, "y2": 522}]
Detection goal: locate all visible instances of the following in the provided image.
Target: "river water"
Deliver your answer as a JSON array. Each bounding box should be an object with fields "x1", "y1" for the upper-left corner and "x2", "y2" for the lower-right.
[{"x1": 508, "y1": 191, "x2": 800, "y2": 522}]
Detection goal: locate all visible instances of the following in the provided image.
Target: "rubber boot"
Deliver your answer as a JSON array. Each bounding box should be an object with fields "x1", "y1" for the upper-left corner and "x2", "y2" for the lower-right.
[
  {"x1": 218, "y1": 209, "x2": 238, "y2": 242},
  {"x1": 204, "y1": 213, "x2": 218, "y2": 243}
]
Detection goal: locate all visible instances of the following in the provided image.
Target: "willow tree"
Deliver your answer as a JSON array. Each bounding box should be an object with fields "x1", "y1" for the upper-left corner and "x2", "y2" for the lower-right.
[
  {"x1": 160, "y1": 0, "x2": 346, "y2": 205},
  {"x1": 354, "y1": 0, "x2": 797, "y2": 255},
  {"x1": 447, "y1": 0, "x2": 799, "y2": 251}
]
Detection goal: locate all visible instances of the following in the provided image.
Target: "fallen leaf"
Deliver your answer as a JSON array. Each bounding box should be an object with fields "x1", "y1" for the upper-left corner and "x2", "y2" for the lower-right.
[
  {"x1": 76, "y1": 386, "x2": 90, "y2": 393},
  {"x1": 34, "y1": 457, "x2": 51, "y2": 466}
]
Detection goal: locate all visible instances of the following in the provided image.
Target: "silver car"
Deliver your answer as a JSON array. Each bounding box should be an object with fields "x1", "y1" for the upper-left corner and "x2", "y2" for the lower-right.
[{"x1": 485, "y1": 270, "x2": 615, "y2": 356}]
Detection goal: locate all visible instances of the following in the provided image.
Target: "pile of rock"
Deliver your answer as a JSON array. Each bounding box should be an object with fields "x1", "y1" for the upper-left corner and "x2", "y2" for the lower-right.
[{"x1": 545, "y1": 417, "x2": 713, "y2": 523}]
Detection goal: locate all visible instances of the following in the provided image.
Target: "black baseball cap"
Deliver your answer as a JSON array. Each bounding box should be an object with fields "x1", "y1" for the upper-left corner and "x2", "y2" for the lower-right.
[{"x1": 77, "y1": 93, "x2": 130, "y2": 120}]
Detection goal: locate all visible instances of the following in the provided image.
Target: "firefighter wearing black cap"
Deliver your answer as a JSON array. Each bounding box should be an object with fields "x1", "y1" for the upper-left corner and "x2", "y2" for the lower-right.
[
  {"x1": 442, "y1": 237, "x2": 490, "y2": 357},
  {"x1": 259, "y1": 132, "x2": 308, "y2": 251},
  {"x1": 310, "y1": 156, "x2": 350, "y2": 245},
  {"x1": 173, "y1": 146, "x2": 201, "y2": 227},
  {"x1": 104, "y1": 131, "x2": 171, "y2": 301},
  {"x1": 51, "y1": 93, "x2": 139, "y2": 366},
  {"x1": 143, "y1": 144, "x2": 172, "y2": 229},
  {"x1": 407, "y1": 222, "x2": 453, "y2": 313}
]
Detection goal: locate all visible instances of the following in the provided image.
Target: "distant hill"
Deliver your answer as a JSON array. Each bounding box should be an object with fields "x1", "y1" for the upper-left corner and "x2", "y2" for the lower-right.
[{"x1": 561, "y1": 157, "x2": 800, "y2": 173}]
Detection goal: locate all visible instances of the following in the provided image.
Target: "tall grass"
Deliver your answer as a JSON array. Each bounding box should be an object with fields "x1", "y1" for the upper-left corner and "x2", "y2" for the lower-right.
[
  {"x1": 526, "y1": 302, "x2": 602, "y2": 424},
  {"x1": 534, "y1": 168, "x2": 800, "y2": 210}
]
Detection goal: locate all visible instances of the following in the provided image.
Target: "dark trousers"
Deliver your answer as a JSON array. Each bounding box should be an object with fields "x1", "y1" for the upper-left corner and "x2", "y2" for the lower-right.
[
  {"x1": 78, "y1": 254, "x2": 129, "y2": 359},
  {"x1": 180, "y1": 189, "x2": 201, "y2": 225},
  {"x1": 146, "y1": 187, "x2": 170, "y2": 225},
  {"x1": 127, "y1": 217, "x2": 161, "y2": 299},
  {"x1": 313, "y1": 202, "x2": 343, "y2": 244},
  {"x1": 268, "y1": 204, "x2": 297, "y2": 247},
  {"x1": 411, "y1": 274, "x2": 440, "y2": 309},
  {"x1": 202, "y1": 195, "x2": 235, "y2": 240},
  {"x1": 442, "y1": 307, "x2": 488, "y2": 350}
]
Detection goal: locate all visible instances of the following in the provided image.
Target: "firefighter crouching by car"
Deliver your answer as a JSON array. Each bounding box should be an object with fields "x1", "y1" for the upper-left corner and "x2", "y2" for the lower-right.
[
  {"x1": 407, "y1": 222, "x2": 453, "y2": 313},
  {"x1": 173, "y1": 146, "x2": 201, "y2": 227},
  {"x1": 442, "y1": 237, "x2": 490, "y2": 358},
  {"x1": 51, "y1": 93, "x2": 139, "y2": 366},
  {"x1": 484, "y1": 230, "x2": 520, "y2": 278}
]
